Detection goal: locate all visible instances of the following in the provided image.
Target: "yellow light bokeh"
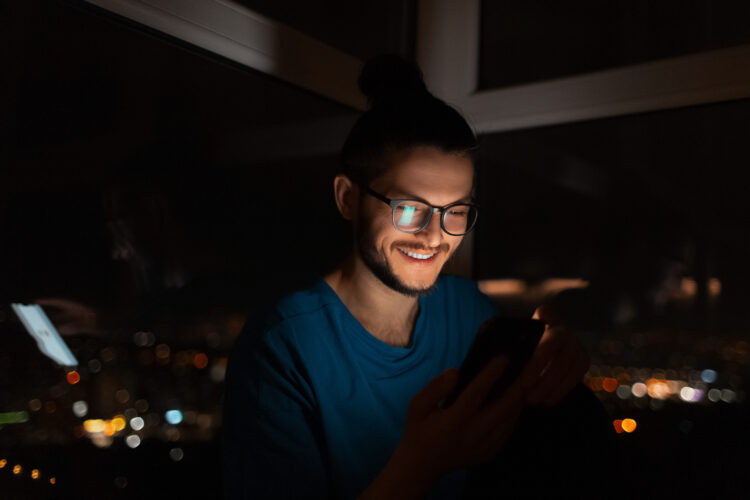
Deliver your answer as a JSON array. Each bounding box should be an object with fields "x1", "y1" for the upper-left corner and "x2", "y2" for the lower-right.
[
  {"x1": 646, "y1": 378, "x2": 670, "y2": 399},
  {"x1": 104, "y1": 421, "x2": 116, "y2": 437},
  {"x1": 539, "y1": 278, "x2": 589, "y2": 294},
  {"x1": 112, "y1": 416, "x2": 126, "y2": 432},
  {"x1": 31, "y1": 469, "x2": 39, "y2": 479},
  {"x1": 478, "y1": 279, "x2": 528, "y2": 296},
  {"x1": 13, "y1": 464, "x2": 22, "y2": 475},
  {"x1": 681, "y1": 277, "x2": 697, "y2": 296},
  {"x1": 0, "y1": 458, "x2": 7, "y2": 468},
  {"x1": 622, "y1": 418, "x2": 637, "y2": 433},
  {"x1": 709, "y1": 277, "x2": 721, "y2": 296},
  {"x1": 84, "y1": 419, "x2": 105, "y2": 433},
  {"x1": 50, "y1": 477, "x2": 56, "y2": 485}
]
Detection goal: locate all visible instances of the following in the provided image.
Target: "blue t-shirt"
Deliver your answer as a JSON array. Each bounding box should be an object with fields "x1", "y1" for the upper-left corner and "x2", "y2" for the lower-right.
[{"x1": 223, "y1": 274, "x2": 497, "y2": 499}]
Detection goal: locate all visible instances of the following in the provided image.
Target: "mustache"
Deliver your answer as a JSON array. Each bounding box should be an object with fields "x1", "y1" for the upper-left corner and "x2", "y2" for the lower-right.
[{"x1": 392, "y1": 242, "x2": 449, "y2": 253}]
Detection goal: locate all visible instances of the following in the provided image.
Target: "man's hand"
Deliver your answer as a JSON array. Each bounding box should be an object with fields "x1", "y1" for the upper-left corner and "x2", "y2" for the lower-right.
[
  {"x1": 402, "y1": 358, "x2": 523, "y2": 472},
  {"x1": 520, "y1": 304, "x2": 590, "y2": 406},
  {"x1": 360, "y1": 358, "x2": 524, "y2": 499},
  {"x1": 34, "y1": 298, "x2": 99, "y2": 336}
]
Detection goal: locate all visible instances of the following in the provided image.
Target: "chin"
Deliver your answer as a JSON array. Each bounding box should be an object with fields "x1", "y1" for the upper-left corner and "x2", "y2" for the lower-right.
[
  {"x1": 392, "y1": 267, "x2": 442, "y2": 295},
  {"x1": 401, "y1": 273, "x2": 438, "y2": 289}
]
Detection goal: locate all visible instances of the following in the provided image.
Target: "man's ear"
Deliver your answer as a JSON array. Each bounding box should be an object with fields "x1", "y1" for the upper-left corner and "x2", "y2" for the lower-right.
[{"x1": 333, "y1": 174, "x2": 357, "y2": 221}]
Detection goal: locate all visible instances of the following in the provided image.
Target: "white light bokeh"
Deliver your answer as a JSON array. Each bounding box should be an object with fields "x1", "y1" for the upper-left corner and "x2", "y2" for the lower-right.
[
  {"x1": 721, "y1": 389, "x2": 736, "y2": 403},
  {"x1": 72, "y1": 401, "x2": 88, "y2": 418},
  {"x1": 125, "y1": 435, "x2": 141, "y2": 448},
  {"x1": 616, "y1": 385, "x2": 631, "y2": 399},
  {"x1": 130, "y1": 417, "x2": 145, "y2": 431},
  {"x1": 631, "y1": 382, "x2": 647, "y2": 398},
  {"x1": 707, "y1": 388, "x2": 721, "y2": 402},
  {"x1": 679, "y1": 387, "x2": 695, "y2": 402}
]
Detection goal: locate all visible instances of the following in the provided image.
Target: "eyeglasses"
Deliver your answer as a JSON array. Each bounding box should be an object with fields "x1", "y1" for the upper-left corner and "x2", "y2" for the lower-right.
[{"x1": 364, "y1": 186, "x2": 478, "y2": 236}]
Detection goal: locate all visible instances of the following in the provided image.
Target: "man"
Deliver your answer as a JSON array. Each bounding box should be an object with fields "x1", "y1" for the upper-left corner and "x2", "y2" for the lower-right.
[{"x1": 223, "y1": 56, "x2": 589, "y2": 499}]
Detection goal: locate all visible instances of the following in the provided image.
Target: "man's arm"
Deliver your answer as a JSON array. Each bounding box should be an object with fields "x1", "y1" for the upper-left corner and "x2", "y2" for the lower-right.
[{"x1": 222, "y1": 329, "x2": 330, "y2": 499}]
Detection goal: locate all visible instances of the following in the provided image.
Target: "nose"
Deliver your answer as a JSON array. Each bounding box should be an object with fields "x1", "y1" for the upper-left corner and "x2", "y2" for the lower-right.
[{"x1": 418, "y1": 210, "x2": 444, "y2": 249}]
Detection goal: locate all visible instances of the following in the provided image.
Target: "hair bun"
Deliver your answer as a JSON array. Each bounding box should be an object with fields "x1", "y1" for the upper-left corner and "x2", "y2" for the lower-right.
[{"x1": 358, "y1": 54, "x2": 429, "y2": 107}]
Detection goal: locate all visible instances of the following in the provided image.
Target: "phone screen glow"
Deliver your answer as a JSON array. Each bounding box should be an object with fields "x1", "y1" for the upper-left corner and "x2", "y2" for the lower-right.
[{"x1": 11, "y1": 303, "x2": 78, "y2": 367}]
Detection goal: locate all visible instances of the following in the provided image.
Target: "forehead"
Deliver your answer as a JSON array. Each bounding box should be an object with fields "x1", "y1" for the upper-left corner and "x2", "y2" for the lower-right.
[{"x1": 375, "y1": 147, "x2": 474, "y2": 202}]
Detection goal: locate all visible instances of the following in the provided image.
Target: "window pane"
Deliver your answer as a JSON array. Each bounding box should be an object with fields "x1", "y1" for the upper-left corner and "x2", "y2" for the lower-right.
[{"x1": 480, "y1": 0, "x2": 750, "y2": 89}]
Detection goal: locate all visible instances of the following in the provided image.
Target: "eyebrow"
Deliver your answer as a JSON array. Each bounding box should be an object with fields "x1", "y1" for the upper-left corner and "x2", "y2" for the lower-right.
[{"x1": 389, "y1": 190, "x2": 475, "y2": 205}]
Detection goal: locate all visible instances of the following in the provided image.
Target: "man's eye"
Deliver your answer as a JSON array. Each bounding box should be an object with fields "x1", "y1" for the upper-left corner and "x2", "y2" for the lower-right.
[{"x1": 448, "y1": 210, "x2": 467, "y2": 217}]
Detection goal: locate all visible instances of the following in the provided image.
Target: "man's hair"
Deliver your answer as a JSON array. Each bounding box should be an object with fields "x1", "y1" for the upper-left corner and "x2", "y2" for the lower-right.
[{"x1": 341, "y1": 55, "x2": 478, "y2": 187}]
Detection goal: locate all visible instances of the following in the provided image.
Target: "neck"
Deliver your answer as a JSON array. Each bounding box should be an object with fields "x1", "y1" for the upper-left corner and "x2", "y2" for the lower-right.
[{"x1": 324, "y1": 254, "x2": 421, "y2": 348}]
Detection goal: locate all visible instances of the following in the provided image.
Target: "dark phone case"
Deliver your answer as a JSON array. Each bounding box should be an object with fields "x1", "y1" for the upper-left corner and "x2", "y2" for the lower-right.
[{"x1": 443, "y1": 317, "x2": 545, "y2": 407}]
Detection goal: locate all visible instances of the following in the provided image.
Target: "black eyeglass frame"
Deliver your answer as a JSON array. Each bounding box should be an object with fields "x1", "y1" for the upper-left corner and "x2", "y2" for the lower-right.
[{"x1": 364, "y1": 186, "x2": 479, "y2": 236}]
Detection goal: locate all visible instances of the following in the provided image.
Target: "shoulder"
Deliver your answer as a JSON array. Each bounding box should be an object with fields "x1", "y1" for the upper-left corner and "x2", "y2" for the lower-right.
[
  {"x1": 226, "y1": 280, "x2": 335, "y2": 408},
  {"x1": 232, "y1": 278, "x2": 337, "y2": 360},
  {"x1": 274, "y1": 279, "x2": 337, "y2": 322}
]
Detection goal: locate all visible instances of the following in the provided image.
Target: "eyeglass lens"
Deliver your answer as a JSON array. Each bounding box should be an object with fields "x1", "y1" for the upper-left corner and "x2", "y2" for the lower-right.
[{"x1": 393, "y1": 201, "x2": 476, "y2": 235}]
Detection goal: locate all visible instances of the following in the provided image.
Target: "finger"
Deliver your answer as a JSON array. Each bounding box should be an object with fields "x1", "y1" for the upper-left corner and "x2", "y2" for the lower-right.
[
  {"x1": 454, "y1": 356, "x2": 508, "y2": 417},
  {"x1": 542, "y1": 347, "x2": 590, "y2": 406},
  {"x1": 487, "y1": 401, "x2": 520, "y2": 450},
  {"x1": 482, "y1": 379, "x2": 523, "y2": 425},
  {"x1": 526, "y1": 338, "x2": 577, "y2": 405},
  {"x1": 34, "y1": 298, "x2": 69, "y2": 307},
  {"x1": 34, "y1": 298, "x2": 82, "y2": 310},
  {"x1": 520, "y1": 326, "x2": 567, "y2": 389},
  {"x1": 532, "y1": 304, "x2": 562, "y2": 326},
  {"x1": 476, "y1": 411, "x2": 519, "y2": 464},
  {"x1": 536, "y1": 335, "x2": 590, "y2": 405},
  {"x1": 409, "y1": 368, "x2": 459, "y2": 419},
  {"x1": 478, "y1": 380, "x2": 524, "y2": 449},
  {"x1": 488, "y1": 419, "x2": 515, "y2": 454}
]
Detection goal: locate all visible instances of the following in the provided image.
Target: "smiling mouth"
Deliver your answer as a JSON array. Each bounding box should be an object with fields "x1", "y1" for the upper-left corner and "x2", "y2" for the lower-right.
[{"x1": 397, "y1": 248, "x2": 437, "y2": 262}]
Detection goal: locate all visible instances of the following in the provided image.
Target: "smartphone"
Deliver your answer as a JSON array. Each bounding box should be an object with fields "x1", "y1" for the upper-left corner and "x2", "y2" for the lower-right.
[{"x1": 443, "y1": 317, "x2": 545, "y2": 407}]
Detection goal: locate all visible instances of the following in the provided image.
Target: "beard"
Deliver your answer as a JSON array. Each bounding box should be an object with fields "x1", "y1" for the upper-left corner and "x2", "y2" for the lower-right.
[{"x1": 355, "y1": 217, "x2": 449, "y2": 297}]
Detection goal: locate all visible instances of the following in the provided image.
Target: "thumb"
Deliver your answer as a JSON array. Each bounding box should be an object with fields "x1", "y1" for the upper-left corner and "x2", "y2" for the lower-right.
[
  {"x1": 409, "y1": 368, "x2": 459, "y2": 418},
  {"x1": 533, "y1": 303, "x2": 562, "y2": 326}
]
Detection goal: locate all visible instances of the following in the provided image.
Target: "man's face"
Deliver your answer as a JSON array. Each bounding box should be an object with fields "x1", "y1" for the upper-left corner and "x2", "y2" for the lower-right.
[{"x1": 354, "y1": 146, "x2": 474, "y2": 296}]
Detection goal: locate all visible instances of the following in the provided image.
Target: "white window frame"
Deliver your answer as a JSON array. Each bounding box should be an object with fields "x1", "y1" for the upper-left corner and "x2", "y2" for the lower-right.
[{"x1": 86, "y1": 0, "x2": 750, "y2": 132}]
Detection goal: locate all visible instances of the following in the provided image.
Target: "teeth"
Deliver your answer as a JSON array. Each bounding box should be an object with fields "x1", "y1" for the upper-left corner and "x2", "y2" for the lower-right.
[{"x1": 399, "y1": 248, "x2": 434, "y2": 260}]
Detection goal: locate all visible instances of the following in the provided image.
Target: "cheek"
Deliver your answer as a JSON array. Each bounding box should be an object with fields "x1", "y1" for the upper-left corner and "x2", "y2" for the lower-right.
[
  {"x1": 442, "y1": 237, "x2": 463, "y2": 258},
  {"x1": 356, "y1": 213, "x2": 393, "y2": 250},
  {"x1": 374, "y1": 226, "x2": 400, "y2": 254},
  {"x1": 367, "y1": 214, "x2": 396, "y2": 244}
]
